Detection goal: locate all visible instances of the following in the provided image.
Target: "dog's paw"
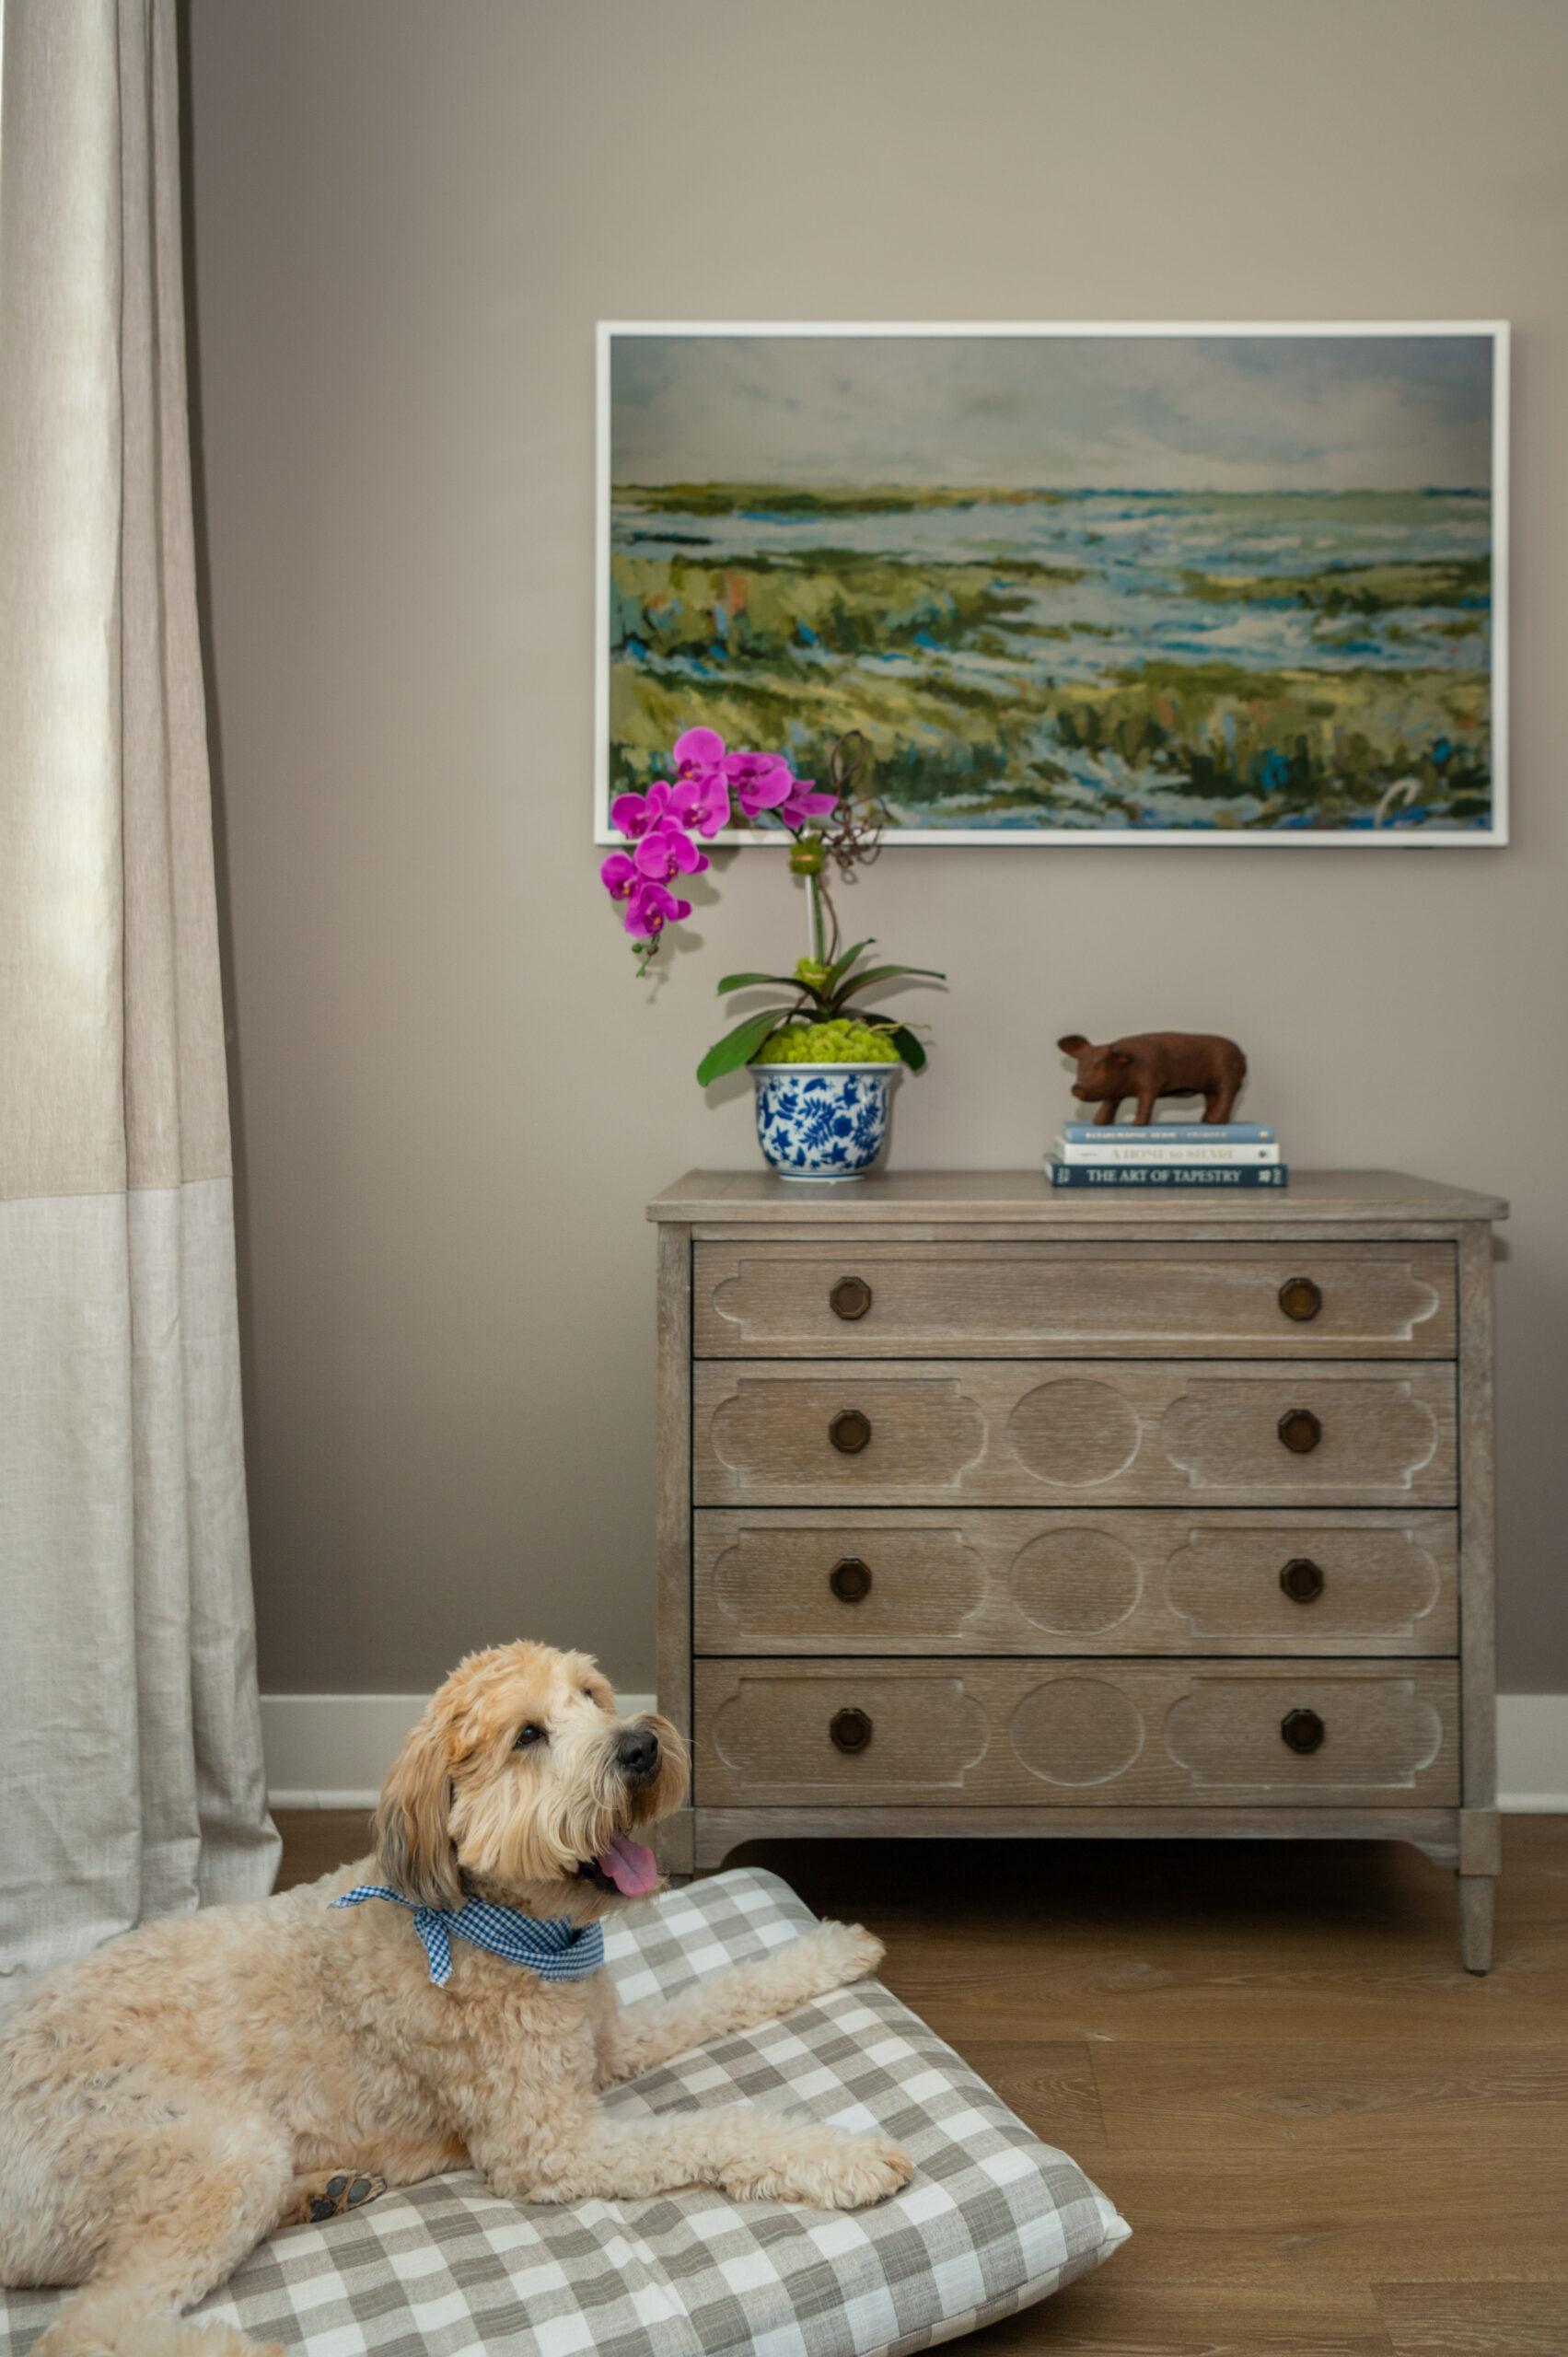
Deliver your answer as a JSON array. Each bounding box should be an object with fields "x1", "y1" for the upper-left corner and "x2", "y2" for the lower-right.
[
  {"x1": 794, "y1": 1920, "x2": 885, "y2": 1995},
  {"x1": 726, "y1": 2129, "x2": 912, "y2": 2210},
  {"x1": 812, "y1": 2130, "x2": 913, "y2": 2209},
  {"x1": 287, "y1": 2171, "x2": 387, "y2": 2226}
]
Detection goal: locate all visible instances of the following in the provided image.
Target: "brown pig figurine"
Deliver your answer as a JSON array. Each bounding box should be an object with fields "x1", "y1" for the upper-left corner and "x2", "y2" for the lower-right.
[{"x1": 1057, "y1": 1030, "x2": 1247, "y2": 1126}]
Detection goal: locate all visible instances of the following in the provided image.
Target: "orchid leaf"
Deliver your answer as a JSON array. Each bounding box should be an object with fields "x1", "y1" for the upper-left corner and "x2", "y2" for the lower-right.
[
  {"x1": 824, "y1": 938, "x2": 875, "y2": 993},
  {"x1": 697, "y1": 1009, "x2": 786, "y2": 1086},
  {"x1": 830, "y1": 963, "x2": 947, "y2": 1009},
  {"x1": 716, "y1": 971, "x2": 800, "y2": 997}
]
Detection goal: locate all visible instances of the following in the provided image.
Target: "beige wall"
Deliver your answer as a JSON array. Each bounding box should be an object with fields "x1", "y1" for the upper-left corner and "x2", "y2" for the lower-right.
[{"x1": 185, "y1": 0, "x2": 1568, "y2": 1698}]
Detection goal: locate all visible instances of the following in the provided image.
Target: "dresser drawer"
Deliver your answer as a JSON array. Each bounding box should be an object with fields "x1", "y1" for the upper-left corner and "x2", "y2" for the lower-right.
[
  {"x1": 694, "y1": 1658, "x2": 1459, "y2": 1808},
  {"x1": 693, "y1": 1240, "x2": 1456, "y2": 1359},
  {"x1": 692, "y1": 1361, "x2": 1458, "y2": 1508},
  {"x1": 692, "y1": 1508, "x2": 1458, "y2": 1655}
]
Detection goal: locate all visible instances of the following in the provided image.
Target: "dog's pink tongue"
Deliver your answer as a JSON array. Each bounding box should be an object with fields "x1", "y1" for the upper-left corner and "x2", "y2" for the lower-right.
[{"x1": 598, "y1": 1832, "x2": 658, "y2": 1896}]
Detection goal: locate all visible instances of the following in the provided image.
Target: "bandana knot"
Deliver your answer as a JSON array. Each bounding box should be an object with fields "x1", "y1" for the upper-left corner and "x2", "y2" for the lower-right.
[{"x1": 331, "y1": 1885, "x2": 604, "y2": 1987}]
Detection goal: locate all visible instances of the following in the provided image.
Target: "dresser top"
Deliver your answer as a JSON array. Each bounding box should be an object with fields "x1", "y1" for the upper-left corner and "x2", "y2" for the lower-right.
[{"x1": 648, "y1": 1168, "x2": 1507, "y2": 1225}]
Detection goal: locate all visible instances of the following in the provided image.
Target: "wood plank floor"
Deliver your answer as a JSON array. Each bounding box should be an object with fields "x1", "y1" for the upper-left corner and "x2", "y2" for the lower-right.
[{"x1": 273, "y1": 1813, "x2": 1568, "y2": 2356}]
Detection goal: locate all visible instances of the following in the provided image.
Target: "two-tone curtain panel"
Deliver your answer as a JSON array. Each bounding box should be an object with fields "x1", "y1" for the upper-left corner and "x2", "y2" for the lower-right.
[{"x1": 0, "y1": 0, "x2": 278, "y2": 1984}]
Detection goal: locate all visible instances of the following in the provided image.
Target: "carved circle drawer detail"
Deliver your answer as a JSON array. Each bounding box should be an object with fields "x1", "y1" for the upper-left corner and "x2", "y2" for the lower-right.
[
  {"x1": 1009, "y1": 1527, "x2": 1143, "y2": 1634},
  {"x1": 1010, "y1": 1678, "x2": 1146, "y2": 1787},
  {"x1": 1005, "y1": 1380, "x2": 1142, "y2": 1486}
]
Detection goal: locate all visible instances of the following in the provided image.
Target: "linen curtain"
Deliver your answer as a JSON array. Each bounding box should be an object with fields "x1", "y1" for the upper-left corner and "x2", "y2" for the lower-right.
[{"x1": 0, "y1": 0, "x2": 278, "y2": 1984}]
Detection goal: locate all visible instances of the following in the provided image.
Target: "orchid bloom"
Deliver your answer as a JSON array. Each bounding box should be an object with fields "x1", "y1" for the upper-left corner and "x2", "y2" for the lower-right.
[
  {"x1": 673, "y1": 726, "x2": 725, "y2": 778},
  {"x1": 605, "y1": 729, "x2": 849, "y2": 968},
  {"x1": 610, "y1": 781, "x2": 676, "y2": 842},
  {"x1": 722, "y1": 749, "x2": 796, "y2": 821},
  {"x1": 623, "y1": 877, "x2": 691, "y2": 939},
  {"x1": 669, "y1": 727, "x2": 732, "y2": 836},
  {"x1": 776, "y1": 773, "x2": 839, "y2": 830},
  {"x1": 666, "y1": 767, "x2": 732, "y2": 838},
  {"x1": 633, "y1": 818, "x2": 708, "y2": 883},
  {"x1": 599, "y1": 850, "x2": 640, "y2": 906}
]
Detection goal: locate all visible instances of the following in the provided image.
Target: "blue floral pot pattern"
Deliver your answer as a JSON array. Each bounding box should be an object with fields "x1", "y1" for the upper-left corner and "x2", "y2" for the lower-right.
[{"x1": 750, "y1": 1062, "x2": 898, "y2": 1180}]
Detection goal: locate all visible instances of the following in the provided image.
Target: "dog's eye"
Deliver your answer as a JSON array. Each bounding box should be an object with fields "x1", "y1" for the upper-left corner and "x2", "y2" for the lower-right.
[{"x1": 515, "y1": 1724, "x2": 545, "y2": 1749}]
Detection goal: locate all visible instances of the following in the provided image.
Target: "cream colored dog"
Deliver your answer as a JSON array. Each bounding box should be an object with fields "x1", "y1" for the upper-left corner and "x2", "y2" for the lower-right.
[{"x1": 0, "y1": 1643, "x2": 911, "y2": 2357}]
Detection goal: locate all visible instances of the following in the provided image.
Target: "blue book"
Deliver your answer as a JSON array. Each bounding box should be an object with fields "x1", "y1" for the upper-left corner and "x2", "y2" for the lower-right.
[
  {"x1": 1046, "y1": 1160, "x2": 1290, "y2": 1190},
  {"x1": 1061, "y1": 1121, "x2": 1275, "y2": 1144}
]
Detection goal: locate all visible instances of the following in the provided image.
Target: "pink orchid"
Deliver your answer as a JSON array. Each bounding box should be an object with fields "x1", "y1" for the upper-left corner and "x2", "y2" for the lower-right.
[
  {"x1": 633, "y1": 819, "x2": 708, "y2": 884},
  {"x1": 668, "y1": 727, "x2": 732, "y2": 836},
  {"x1": 623, "y1": 877, "x2": 691, "y2": 939},
  {"x1": 722, "y1": 749, "x2": 796, "y2": 821},
  {"x1": 599, "y1": 849, "x2": 641, "y2": 908},
  {"x1": 673, "y1": 726, "x2": 726, "y2": 778},
  {"x1": 666, "y1": 766, "x2": 732, "y2": 838},
  {"x1": 604, "y1": 726, "x2": 864, "y2": 972},
  {"x1": 777, "y1": 773, "x2": 839, "y2": 830},
  {"x1": 610, "y1": 781, "x2": 678, "y2": 842}
]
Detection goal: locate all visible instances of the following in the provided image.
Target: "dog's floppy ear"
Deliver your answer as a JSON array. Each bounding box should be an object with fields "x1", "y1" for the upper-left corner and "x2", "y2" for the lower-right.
[{"x1": 372, "y1": 1712, "x2": 462, "y2": 1908}]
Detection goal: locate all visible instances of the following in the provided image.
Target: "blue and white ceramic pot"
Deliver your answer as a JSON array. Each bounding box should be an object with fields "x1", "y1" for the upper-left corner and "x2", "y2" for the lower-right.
[{"x1": 749, "y1": 1062, "x2": 900, "y2": 1181}]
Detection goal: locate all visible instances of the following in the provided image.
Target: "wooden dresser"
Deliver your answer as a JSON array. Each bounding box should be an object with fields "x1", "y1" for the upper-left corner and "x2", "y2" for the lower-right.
[{"x1": 647, "y1": 1169, "x2": 1507, "y2": 1969}]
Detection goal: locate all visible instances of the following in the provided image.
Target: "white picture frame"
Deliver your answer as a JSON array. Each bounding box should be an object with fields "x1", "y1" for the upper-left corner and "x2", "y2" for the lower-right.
[{"x1": 596, "y1": 320, "x2": 1508, "y2": 847}]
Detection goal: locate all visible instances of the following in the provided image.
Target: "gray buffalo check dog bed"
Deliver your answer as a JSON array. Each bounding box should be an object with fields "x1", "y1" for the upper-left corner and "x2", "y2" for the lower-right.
[{"x1": 1, "y1": 1867, "x2": 1128, "y2": 2357}]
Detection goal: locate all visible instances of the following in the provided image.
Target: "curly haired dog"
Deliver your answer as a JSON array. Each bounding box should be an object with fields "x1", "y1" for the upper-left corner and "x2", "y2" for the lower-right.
[{"x1": 0, "y1": 1643, "x2": 911, "y2": 2357}]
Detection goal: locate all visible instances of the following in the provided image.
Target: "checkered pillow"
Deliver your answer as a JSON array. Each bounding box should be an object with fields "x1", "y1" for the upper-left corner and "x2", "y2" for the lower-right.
[{"x1": 2, "y1": 1867, "x2": 1128, "y2": 2357}]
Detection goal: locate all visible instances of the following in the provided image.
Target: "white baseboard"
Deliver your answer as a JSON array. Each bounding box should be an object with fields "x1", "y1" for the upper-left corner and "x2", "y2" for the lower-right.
[
  {"x1": 263, "y1": 1690, "x2": 1566, "y2": 1814},
  {"x1": 262, "y1": 1692, "x2": 657, "y2": 1809},
  {"x1": 1497, "y1": 1693, "x2": 1568, "y2": 1811}
]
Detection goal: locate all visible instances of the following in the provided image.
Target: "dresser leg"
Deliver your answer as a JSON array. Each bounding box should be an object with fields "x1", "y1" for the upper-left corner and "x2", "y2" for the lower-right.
[{"x1": 1458, "y1": 1872, "x2": 1495, "y2": 1974}]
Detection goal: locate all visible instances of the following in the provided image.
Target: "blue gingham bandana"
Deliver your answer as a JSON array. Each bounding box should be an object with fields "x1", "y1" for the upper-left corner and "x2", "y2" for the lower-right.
[{"x1": 331, "y1": 1885, "x2": 605, "y2": 1987}]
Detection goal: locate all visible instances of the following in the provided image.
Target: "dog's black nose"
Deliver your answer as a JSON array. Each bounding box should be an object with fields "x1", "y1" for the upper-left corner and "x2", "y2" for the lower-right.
[{"x1": 616, "y1": 1726, "x2": 660, "y2": 1783}]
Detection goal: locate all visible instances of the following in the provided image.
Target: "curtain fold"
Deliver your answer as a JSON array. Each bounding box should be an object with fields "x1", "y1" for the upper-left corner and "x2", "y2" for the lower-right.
[{"x1": 0, "y1": 0, "x2": 278, "y2": 1983}]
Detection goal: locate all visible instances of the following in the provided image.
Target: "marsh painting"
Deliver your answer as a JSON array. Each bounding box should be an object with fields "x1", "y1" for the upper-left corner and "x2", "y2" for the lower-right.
[{"x1": 597, "y1": 325, "x2": 1505, "y2": 844}]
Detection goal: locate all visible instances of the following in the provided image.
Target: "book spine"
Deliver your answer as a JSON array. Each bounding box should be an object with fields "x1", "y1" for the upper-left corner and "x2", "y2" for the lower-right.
[
  {"x1": 1054, "y1": 1141, "x2": 1281, "y2": 1166},
  {"x1": 1045, "y1": 1162, "x2": 1291, "y2": 1190},
  {"x1": 1061, "y1": 1122, "x2": 1275, "y2": 1144}
]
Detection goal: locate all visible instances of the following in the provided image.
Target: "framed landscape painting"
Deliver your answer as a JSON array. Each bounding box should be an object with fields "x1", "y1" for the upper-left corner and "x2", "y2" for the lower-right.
[{"x1": 595, "y1": 321, "x2": 1507, "y2": 845}]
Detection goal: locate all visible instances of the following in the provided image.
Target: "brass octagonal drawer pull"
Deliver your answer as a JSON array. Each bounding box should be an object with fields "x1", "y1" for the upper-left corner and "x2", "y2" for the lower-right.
[
  {"x1": 830, "y1": 1275, "x2": 873, "y2": 1321},
  {"x1": 830, "y1": 1707, "x2": 873, "y2": 1753},
  {"x1": 830, "y1": 1408, "x2": 873, "y2": 1454},
  {"x1": 1279, "y1": 1556, "x2": 1325, "y2": 1604},
  {"x1": 1281, "y1": 1707, "x2": 1326, "y2": 1754},
  {"x1": 829, "y1": 1557, "x2": 873, "y2": 1602},
  {"x1": 1278, "y1": 1275, "x2": 1323, "y2": 1322},
  {"x1": 1277, "y1": 1407, "x2": 1322, "y2": 1455}
]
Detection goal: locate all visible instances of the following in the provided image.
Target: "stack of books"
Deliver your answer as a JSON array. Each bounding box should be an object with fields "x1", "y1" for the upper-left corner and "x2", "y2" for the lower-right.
[{"x1": 1045, "y1": 1121, "x2": 1288, "y2": 1190}]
